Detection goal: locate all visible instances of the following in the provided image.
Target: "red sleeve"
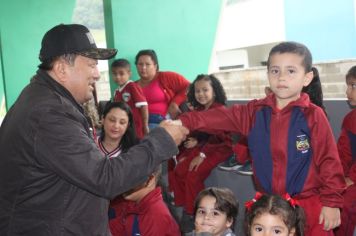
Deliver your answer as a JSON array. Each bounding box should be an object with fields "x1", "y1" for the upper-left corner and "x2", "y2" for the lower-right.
[
  {"x1": 311, "y1": 108, "x2": 346, "y2": 207},
  {"x1": 179, "y1": 102, "x2": 255, "y2": 136},
  {"x1": 338, "y1": 110, "x2": 356, "y2": 182},
  {"x1": 109, "y1": 199, "x2": 131, "y2": 236},
  {"x1": 129, "y1": 83, "x2": 147, "y2": 107},
  {"x1": 200, "y1": 131, "x2": 232, "y2": 157},
  {"x1": 143, "y1": 215, "x2": 181, "y2": 236},
  {"x1": 113, "y1": 90, "x2": 120, "y2": 102},
  {"x1": 159, "y1": 71, "x2": 190, "y2": 105},
  {"x1": 233, "y1": 137, "x2": 250, "y2": 164},
  {"x1": 141, "y1": 202, "x2": 181, "y2": 236}
]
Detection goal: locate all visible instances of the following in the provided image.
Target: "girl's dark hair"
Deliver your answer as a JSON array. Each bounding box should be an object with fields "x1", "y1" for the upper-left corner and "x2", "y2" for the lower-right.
[
  {"x1": 245, "y1": 194, "x2": 305, "y2": 236},
  {"x1": 346, "y1": 65, "x2": 356, "y2": 81},
  {"x1": 101, "y1": 101, "x2": 138, "y2": 152},
  {"x1": 187, "y1": 74, "x2": 227, "y2": 108},
  {"x1": 267, "y1": 41, "x2": 312, "y2": 73},
  {"x1": 302, "y1": 67, "x2": 327, "y2": 115},
  {"x1": 111, "y1": 58, "x2": 131, "y2": 70},
  {"x1": 135, "y1": 49, "x2": 159, "y2": 70},
  {"x1": 194, "y1": 187, "x2": 238, "y2": 229}
]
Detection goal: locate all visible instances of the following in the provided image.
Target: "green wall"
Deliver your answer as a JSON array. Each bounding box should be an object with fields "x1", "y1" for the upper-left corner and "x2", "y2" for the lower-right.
[
  {"x1": 0, "y1": 32, "x2": 5, "y2": 118},
  {"x1": 0, "y1": 0, "x2": 76, "y2": 109},
  {"x1": 104, "y1": 0, "x2": 222, "y2": 95}
]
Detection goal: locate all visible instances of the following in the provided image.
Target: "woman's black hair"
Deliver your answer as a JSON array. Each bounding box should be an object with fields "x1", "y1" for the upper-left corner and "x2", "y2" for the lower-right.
[
  {"x1": 194, "y1": 187, "x2": 239, "y2": 229},
  {"x1": 187, "y1": 74, "x2": 227, "y2": 108},
  {"x1": 135, "y1": 49, "x2": 159, "y2": 71},
  {"x1": 302, "y1": 67, "x2": 327, "y2": 115},
  {"x1": 100, "y1": 101, "x2": 138, "y2": 152},
  {"x1": 245, "y1": 194, "x2": 305, "y2": 236}
]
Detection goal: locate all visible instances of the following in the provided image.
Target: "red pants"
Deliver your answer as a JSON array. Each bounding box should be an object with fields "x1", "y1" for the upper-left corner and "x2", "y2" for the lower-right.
[
  {"x1": 298, "y1": 195, "x2": 335, "y2": 236},
  {"x1": 335, "y1": 184, "x2": 356, "y2": 236},
  {"x1": 169, "y1": 147, "x2": 231, "y2": 214}
]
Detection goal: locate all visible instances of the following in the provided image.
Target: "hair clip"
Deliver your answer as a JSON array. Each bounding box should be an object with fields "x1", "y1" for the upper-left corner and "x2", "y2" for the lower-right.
[
  {"x1": 282, "y1": 193, "x2": 299, "y2": 208},
  {"x1": 245, "y1": 192, "x2": 263, "y2": 211}
]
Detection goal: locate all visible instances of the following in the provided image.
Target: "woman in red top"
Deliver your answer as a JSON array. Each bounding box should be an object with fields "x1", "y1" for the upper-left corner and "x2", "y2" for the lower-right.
[{"x1": 135, "y1": 49, "x2": 190, "y2": 129}]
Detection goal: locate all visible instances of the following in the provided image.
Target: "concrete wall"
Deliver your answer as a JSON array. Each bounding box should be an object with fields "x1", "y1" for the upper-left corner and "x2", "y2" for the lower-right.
[{"x1": 214, "y1": 59, "x2": 356, "y2": 100}]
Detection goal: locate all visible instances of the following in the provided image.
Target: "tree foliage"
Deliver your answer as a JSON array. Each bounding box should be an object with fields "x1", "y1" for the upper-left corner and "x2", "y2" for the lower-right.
[{"x1": 72, "y1": 0, "x2": 104, "y2": 29}]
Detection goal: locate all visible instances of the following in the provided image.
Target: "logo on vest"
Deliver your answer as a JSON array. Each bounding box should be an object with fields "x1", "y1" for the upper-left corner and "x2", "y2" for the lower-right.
[
  {"x1": 122, "y1": 92, "x2": 130, "y2": 102},
  {"x1": 296, "y1": 134, "x2": 310, "y2": 154}
]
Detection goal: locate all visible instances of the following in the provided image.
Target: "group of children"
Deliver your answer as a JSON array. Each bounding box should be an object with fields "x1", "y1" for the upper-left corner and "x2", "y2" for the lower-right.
[{"x1": 102, "y1": 41, "x2": 355, "y2": 236}]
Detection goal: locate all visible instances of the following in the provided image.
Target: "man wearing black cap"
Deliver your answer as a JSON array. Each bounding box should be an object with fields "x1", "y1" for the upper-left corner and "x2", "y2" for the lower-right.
[{"x1": 0, "y1": 24, "x2": 188, "y2": 235}]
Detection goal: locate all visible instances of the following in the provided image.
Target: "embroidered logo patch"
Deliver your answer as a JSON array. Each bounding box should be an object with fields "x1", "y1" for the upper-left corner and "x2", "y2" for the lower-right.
[
  {"x1": 296, "y1": 134, "x2": 310, "y2": 154},
  {"x1": 122, "y1": 92, "x2": 130, "y2": 102}
]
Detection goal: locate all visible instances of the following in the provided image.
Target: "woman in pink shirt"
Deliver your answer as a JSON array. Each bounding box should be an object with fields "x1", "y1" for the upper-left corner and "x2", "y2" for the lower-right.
[{"x1": 135, "y1": 49, "x2": 190, "y2": 129}]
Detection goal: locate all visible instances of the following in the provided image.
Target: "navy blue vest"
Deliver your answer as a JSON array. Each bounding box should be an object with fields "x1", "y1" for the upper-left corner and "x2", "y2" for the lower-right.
[
  {"x1": 348, "y1": 131, "x2": 356, "y2": 161},
  {"x1": 132, "y1": 214, "x2": 140, "y2": 236},
  {"x1": 248, "y1": 107, "x2": 313, "y2": 196}
]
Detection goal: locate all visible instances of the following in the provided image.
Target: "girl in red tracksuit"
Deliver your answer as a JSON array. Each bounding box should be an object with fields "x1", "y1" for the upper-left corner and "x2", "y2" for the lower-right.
[
  {"x1": 169, "y1": 74, "x2": 233, "y2": 217},
  {"x1": 335, "y1": 66, "x2": 356, "y2": 236},
  {"x1": 177, "y1": 42, "x2": 346, "y2": 236}
]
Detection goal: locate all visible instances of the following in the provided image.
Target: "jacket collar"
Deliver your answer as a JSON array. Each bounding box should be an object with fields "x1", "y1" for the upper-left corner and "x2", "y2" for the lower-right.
[
  {"x1": 35, "y1": 69, "x2": 85, "y2": 114},
  {"x1": 125, "y1": 187, "x2": 162, "y2": 215},
  {"x1": 258, "y1": 93, "x2": 310, "y2": 113},
  {"x1": 118, "y1": 80, "x2": 132, "y2": 92}
]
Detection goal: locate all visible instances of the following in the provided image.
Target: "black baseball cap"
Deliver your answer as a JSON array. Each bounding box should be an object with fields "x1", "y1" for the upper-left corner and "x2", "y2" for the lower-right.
[{"x1": 39, "y1": 24, "x2": 117, "y2": 61}]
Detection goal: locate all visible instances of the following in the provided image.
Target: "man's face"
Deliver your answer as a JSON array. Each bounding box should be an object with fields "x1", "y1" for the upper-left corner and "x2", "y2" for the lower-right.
[{"x1": 65, "y1": 55, "x2": 100, "y2": 104}]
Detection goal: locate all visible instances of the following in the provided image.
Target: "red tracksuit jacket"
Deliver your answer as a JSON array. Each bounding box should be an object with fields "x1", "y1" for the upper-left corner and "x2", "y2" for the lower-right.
[
  {"x1": 109, "y1": 187, "x2": 180, "y2": 236},
  {"x1": 337, "y1": 108, "x2": 356, "y2": 182},
  {"x1": 179, "y1": 93, "x2": 345, "y2": 207}
]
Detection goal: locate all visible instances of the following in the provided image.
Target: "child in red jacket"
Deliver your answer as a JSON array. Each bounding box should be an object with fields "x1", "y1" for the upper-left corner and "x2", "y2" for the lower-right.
[
  {"x1": 175, "y1": 42, "x2": 346, "y2": 236},
  {"x1": 112, "y1": 58, "x2": 149, "y2": 139},
  {"x1": 335, "y1": 66, "x2": 356, "y2": 236},
  {"x1": 169, "y1": 74, "x2": 233, "y2": 225},
  {"x1": 109, "y1": 165, "x2": 180, "y2": 236}
]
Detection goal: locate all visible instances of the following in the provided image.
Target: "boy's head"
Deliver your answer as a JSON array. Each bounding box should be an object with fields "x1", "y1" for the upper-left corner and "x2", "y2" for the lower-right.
[
  {"x1": 266, "y1": 42, "x2": 314, "y2": 109},
  {"x1": 267, "y1": 42, "x2": 312, "y2": 73},
  {"x1": 346, "y1": 66, "x2": 356, "y2": 107},
  {"x1": 121, "y1": 165, "x2": 161, "y2": 202},
  {"x1": 193, "y1": 187, "x2": 238, "y2": 235},
  {"x1": 111, "y1": 59, "x2": 131, "y2": 86}
]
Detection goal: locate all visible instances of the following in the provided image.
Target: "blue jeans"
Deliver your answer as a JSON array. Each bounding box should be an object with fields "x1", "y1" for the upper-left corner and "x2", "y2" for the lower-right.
[{"x1": 148, "y1": 114, "x2": 166, "y2": 130}]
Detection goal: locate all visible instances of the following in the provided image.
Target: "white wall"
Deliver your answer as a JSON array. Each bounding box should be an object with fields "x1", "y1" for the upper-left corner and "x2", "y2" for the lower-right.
[
  {"x1": 210, "y1": 0, "x2": 286, "y2": 72},
  {"x1": 215, "y1": 0, "x2": 285, "y2": 50}
]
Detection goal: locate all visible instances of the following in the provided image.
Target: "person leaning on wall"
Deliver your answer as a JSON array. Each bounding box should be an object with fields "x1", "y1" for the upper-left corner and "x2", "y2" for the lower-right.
[{"x1": 0, "y1": 23, "x2": 188, "y2": 236}]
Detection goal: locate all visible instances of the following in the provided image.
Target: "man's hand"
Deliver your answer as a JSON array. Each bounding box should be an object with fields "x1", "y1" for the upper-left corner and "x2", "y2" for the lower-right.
[
  {"x1": 319, "y1": 206, "x2": 341, "y2": 231},
  {"x1": 159, "y1": 120, "x2": 189, "y2": 145}
]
